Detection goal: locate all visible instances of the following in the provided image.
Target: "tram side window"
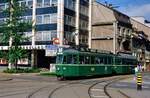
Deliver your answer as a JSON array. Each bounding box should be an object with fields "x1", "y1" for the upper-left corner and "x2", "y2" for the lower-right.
[
  {"x1": 99, "y1": 57, "x2": 104, "y2": 64},
  {"x1": 95, "y1": 57, "x2": 104, "y2": 64},
  {"x1": 79, "y1": 55, "x2": 90, "y2": 64},
  {"x1": 115, "y1": 58, "x2": 122, "y2": 65},
  {"x1": 122, "y1": 59, "x2": 130, "y2": 65},
  {"x1": 63, "y1": 56, "x2": 67, "y2": 64},
  {"x1": 104, "y1": 57, "x2": 107, "y2": 64},
  {"x1": 126, "y1": 59, "x2": 131, "y2": 65},
  {"x1": 66, "y1": 55, "x2": 78, "y2": 64},
  {"x1": 56, "y1": 55, "x2": 63, "y2": 64},
  {"x1": 107, "y1": 57, "x2": 112, "y2": 64},
  {"x1": 72, "y1": 55, "x2": 78, "y2": 64},
  {"x1": 122, "y1": 59, "x2": 126, "y2": 65},
  {"x1": 67, "y1": 55, "x2": 73, "y2": 64},
  {"x1": 95, "y1": 57, "x2": 100, "y2": 64},
  {"x1": 79, "y1": 55, "x2": 84, "y2": 64},
  {"x1": 91, "y1": 56, "x2": 95, "y2": 64},
  {"x1": 85, "y1": 55, "x2": 90, "y2": 64}
]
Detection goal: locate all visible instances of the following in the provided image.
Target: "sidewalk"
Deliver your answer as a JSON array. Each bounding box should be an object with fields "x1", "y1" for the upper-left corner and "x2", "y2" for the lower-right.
[
  {"x1": 118, "y1": 76, "x2": 150, "y2": 98},
  {"x1": 0, "y1": 73, "x2": 13, "y2": 81}
]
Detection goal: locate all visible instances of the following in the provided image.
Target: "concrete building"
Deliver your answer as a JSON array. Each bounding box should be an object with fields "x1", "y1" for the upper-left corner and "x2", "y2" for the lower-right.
[
  {"x1": 0, "y1": 0, "x2": 92, "y2": 68},
  {"x1": 91, "y1": 2, "x2": 150, "y2": 71},
  {"x1": 92, "y1": 2, "x2": 132, "y2": 54},
  {"x1": 131, "y1": 17, "x2": 150, "y2": 71}
]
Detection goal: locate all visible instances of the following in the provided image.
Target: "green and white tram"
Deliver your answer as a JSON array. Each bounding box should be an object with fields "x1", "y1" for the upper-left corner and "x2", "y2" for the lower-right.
[{"x1": 55, "y1": 48, "x2": 137, "y2": 79}]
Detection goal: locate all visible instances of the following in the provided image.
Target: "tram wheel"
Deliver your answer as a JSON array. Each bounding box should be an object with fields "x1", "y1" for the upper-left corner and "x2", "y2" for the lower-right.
[{"x1": 57, "y1": 76, "x2": 65, "y2": 81}]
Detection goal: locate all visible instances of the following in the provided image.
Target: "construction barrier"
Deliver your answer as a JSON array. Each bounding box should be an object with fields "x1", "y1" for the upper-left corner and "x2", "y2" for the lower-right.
[{"x1": 137, "y1": 72, "x2": 142, "y2": 90}]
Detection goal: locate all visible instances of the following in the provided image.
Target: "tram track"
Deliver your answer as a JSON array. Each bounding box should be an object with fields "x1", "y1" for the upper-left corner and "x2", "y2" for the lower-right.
[
  {"x1": 27, "y1": 85, "x2": 51, "y2": 98},
  {"x1": 48, "y1": 75, "x2": 132, "y2": 98},
  {"x1": 88, "y1": 75, "x2": 132, "y2": 98},
  {"x1": 3, "y1": 75, "x2": 132, "y2": 98}
]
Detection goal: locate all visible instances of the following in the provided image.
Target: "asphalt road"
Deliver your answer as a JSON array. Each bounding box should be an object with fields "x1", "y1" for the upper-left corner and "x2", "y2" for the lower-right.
[
  {"x1": 0, "y1": 73, "x2": 149, "y2": 98},
  {"x1": 108, "y1": 72, "x2": 150, "y2": 98}
]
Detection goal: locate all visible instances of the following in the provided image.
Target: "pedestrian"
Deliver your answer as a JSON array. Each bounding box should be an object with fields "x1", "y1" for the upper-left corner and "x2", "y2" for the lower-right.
[{"x1": 137, "y1": 63, "x2": 142, "y2": 72}]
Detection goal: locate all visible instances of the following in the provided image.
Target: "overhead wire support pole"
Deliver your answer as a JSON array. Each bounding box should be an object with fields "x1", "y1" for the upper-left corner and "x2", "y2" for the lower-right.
[
  {"x1": 57, "y1": 0, "x2": 64, "y2": 46},
  {"x1": 75, "y1": 0, "x2": 80, "y2": 46},
  {"x1": 8, "y1": 0, "x2": 14, "y2": 69},
  {"x1": 32, "y1": 0, "x2": 36, "y2": 47},
  {"x1": 31, "y1": 0, "x2": 37, "y2": 68},
  {"x1": 88, "y1": 0, "x2": 93, "y2": 48},
  {"x1": 113, "y1": 21, "x2": 118, "y2": 54}
]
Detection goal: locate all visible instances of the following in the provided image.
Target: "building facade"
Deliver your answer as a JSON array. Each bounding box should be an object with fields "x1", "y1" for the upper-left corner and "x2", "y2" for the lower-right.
[
  {"x1": 92, "y1": 2, "x2": 132, "y2": 54},
  {"x1": 0, "y1": 0, "x2": 92, "y2": 68},
  {"x1": 91, "y1": 2, "x2": 150, "y2": 71},
  {"x1": 131, "y1": 17, "x2": 150, "y2": 71}
]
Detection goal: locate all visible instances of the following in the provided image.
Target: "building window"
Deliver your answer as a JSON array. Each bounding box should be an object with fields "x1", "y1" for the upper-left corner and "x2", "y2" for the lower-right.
[
  {"x1": 64, "y1": 15, "x2": 75, "y2": 26},
  {"x1": 64, "y1": 31, "x2": 74, "y2": 43},
  {"x1": 27, "y1": 0, "x2": 33, "y2": 9},
  {"x1": 79, "y1": 34, "x2": 88, "y2": 44},
  {"x1": 42, "y1": 31, "x2": 51, "y2": 41},
  {"x1": 20, "y1": 1, "x2": 26, "y2": 7},
  {"x1": 37, "y1": 0, "x2": 43, "y2": 8},
  {"x1": 44, "y1": 0, "x2": 50, "y2": 7},
  {"x1": 0, "y1": 18, "x2": 5, "y2": 25},
  {"x1": 51, "y1": 0, "x2": 57, "y2": 6},
  {"x1": 44, "y1": 14, "x2": 50, "y2": 24},
  {"x1": 0, "y1": 4, "x2": 5, "y2": 12},
  {"x1": 24, "y1": 32, "x2": 32, "y2": 41},
  {"x1": 80, "y1": 20, "x2": 88, "y2": 30},
  {"x1": 51, "y1": 31, "x2": 57, "y2": 40},
  {"x1": 36, "y1": 15, "x2": 42, "y2": 24},
  {"x1": 51, "y1": 14, "x2": 57, "y2": 23},
  {"x1": 64, "y1": 0, "x2": 75, "y2": 11},
  {"x1": 36, "y1": 31, "x2": 42, "y2": 41},
  {"x1": 26, "y1": 16, "x2": 32, "y2": 22},
  {"x1": 20, "y1": 16, "x2": 26, "y2": 22},
  {"x1": 80, "y1": 5, "x2": 88, "y2": 16}
]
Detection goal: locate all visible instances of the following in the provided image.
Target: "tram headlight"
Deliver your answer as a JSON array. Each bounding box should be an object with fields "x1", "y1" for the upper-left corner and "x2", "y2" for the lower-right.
[
  {"x1": 63, "y1": 67, "x2": 66, "y2": 70},
  {"x1": 57, "y1": 67, "x2": 60, "y2": 70}
]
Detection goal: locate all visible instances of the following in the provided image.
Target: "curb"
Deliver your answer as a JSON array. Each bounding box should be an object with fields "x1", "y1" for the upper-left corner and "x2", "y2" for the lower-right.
[{"x1": 0, "y1": 78, "x2": 13, "y2": 81}]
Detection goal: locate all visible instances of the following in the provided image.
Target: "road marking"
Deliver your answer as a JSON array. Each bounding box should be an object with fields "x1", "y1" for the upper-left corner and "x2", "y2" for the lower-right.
[
  {"x1": 91, "y1": 95, "x2": 108, "y2": 98},
  {"x1": 115, "y1": 84, "x2": 128, "y2": 87},
  {"x1": 12, "y1": 74, "x2": 21, "y2": 76},
  {"x1": 91, "y1": 89, "x2": 103, "y2": 92},
  {"x1": 143, "y1": 81, "x2": 150, "y2": 84},
  {"x1": 142, "y1": 86, "x2": 150, "y2": 89}
]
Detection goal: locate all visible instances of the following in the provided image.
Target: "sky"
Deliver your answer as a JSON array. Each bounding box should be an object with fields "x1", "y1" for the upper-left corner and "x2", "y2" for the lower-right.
[{"x1": 97, "y1": 0, "x2": 150, "y2": 20}]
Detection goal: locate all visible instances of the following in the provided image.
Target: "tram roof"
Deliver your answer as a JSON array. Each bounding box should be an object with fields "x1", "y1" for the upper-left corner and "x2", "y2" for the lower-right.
[
  {"x1": 116, "y1": 53, "x2": 137, "y2": 60},
  {"x1": 57, "y1": 48, "x2": 137, "y2": 60},
  {"x1": 57, "y1": 48, "x2": 113, "y2": 55}
]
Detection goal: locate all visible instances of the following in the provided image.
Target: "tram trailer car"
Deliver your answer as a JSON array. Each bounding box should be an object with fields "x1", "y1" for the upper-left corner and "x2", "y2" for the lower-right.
[{"x1": 55, "y1": 48, "x2": 137, "y2": 79}]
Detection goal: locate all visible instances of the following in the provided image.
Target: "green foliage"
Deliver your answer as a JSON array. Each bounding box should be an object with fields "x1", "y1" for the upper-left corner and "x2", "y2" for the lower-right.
[
  {"x1": 8, "y1": 47, "x2": 28, "y2": 63},
  {"x1": 0, "y1": 0, "x2": 32, "y2": 66},
  {"x1": 3, "y1": 68, "x2": 41, "y2": 73}
]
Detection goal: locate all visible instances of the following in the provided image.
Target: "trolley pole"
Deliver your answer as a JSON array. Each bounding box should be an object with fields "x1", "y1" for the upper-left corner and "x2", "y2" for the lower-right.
[{"x1": 137, "y1": 72, "x2": 142, "y2": 90}]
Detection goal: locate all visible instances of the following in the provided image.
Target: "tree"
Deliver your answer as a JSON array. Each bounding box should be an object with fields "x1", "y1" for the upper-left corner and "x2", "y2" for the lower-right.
[{"x1": 0, "y1": 0, "x2": 31, "y2": 69}]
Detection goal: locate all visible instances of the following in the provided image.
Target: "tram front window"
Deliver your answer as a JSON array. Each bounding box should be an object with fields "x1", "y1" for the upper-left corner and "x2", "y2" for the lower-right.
[{"x1": 56, "y1": 55, "x2": 63, "y2": 64}]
